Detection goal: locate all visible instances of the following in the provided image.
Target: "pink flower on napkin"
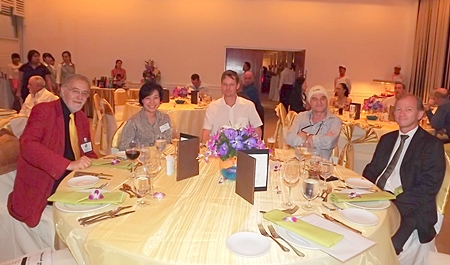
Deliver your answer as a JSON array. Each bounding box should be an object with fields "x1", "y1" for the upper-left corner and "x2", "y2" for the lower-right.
[{"x1": 88, "y1": 189, "x2": 104, "y2": 200}]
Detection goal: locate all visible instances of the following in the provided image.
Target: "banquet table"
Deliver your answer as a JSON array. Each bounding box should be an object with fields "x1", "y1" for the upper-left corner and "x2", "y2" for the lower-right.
[
  {"x1": 53, "y1": 148, "x2": 400, "y2": 265},
  {"x1": 0, "y1": 79, "x2": 14, "y2": 109},
  {"x1": 122, "y1": 101, "x2": 207, "y2": 137}
]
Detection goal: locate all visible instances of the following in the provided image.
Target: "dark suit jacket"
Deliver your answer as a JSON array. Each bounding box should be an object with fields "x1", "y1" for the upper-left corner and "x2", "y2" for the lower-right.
[
  {"x1": 363, "y1": 127, "x2": 445, "y2": 252},
  {"x1": 7, "y1": 99, "x2": 97, "y2": 227}
]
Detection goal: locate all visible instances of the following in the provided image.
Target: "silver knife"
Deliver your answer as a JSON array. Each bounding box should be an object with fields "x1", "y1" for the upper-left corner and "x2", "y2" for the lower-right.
[
  {"x1": 75, "y1": 171, "x2": 114, "y2": 177},
  {"x1": 82, "y1": 211, "x2": 135, "y2": 226}
]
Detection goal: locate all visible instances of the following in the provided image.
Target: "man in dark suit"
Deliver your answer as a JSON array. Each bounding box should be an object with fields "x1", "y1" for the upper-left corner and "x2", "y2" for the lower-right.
[
  {"x1": 8, "y1": 74, "x2": 97, "y2": 227},
  {"x1": 363, "y1": 94, "x2": 445, "y2": 256}
]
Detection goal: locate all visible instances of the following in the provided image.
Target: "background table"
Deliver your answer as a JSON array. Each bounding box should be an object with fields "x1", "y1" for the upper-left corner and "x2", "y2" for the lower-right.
[
  {"x1": 0, "y1": 79, "x2": 13, "y2": 109},
  {"x1": 54, "y1": 148, "x2": 400, "y2": 265},
  {"x1": 122, "y1": 101, "x2": 207, "y2": 137}
]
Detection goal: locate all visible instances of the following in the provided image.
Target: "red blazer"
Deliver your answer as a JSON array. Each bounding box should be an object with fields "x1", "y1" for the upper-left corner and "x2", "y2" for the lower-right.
[{"x1": 8, "y1": 99, "x2": 97, "y2": 227}]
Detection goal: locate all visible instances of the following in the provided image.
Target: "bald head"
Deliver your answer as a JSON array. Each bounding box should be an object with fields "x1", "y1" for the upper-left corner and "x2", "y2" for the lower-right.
[
  {"x1": 434, "y1": 88, "x2": 449, "y2": 105},
  {"x1": 243, "y1": 71, "x2": 254, "y2": 86},
  {"x1": 27, "y1": 76, "x2": 46, "y2": 94}
]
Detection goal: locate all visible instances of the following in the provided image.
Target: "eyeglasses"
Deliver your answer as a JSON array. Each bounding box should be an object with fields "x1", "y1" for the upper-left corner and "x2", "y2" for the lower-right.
[
  {"x1": 69, "y1": 88, "x2": 90, "y2": 98},
  {"x1": 300, "y1": 121, "x2": 324, "y2": 135}
]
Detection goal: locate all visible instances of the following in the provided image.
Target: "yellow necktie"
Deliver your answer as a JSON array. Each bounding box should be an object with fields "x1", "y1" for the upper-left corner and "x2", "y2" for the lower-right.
[{"x1": 69, "y1": 113, "x2": 80, "y2": 160}]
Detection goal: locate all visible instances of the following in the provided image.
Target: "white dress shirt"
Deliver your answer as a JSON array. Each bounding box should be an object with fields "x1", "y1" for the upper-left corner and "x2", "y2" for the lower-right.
[
  {"x1": 392, "y1": 73, "x2": 407, "y2": 85},
  {"x1": 278, "y1": 68, "x2": 295, "y2": 90},
  {"x1": 335, "y1": 75, "x2": 352, "y2": 93},
  {"x1": 203, "y1": 96, "x2": 263, "y2": 135},
  {"x1": 19, "y1": 88, "x2": 58, "y2": 117},
  {"x1": 375, "y1": 126, "x2": 418, "y2": 193}
]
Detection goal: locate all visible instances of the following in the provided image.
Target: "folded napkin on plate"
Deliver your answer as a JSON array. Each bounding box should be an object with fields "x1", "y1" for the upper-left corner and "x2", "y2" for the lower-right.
[
  {"x1": 91, "y1": 159, "x2": 131, "y2": 169},
  {"x1": 263, "y1": 210, "x2": 344, "y2": 248},
  {"x1": 330, "y1": 191, "x2": 395, "y2": 202},
  {"x1": 48, "y1": 191, "x2": 126, "y2": 204}
]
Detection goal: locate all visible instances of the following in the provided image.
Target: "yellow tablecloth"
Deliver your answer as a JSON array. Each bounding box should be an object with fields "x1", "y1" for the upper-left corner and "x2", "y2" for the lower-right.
[
  {"x1": 122, "y1": 101, "x2": 207, "y2": 137},
  {"x1": 53, "y1": 148, "x2": 400, "y2": 265}
]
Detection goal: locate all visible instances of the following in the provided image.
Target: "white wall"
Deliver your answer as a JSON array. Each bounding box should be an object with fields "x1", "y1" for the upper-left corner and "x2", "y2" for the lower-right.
[{"x1": 24, "y1": 0, "x2": 418, "y2": 102}]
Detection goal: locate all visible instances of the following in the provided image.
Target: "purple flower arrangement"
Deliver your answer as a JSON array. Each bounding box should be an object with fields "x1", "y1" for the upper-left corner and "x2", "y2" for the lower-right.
[
  {"x1": 173, "y1": 86, "x2": 188, "y2": 98},
  {"x1": 205, "y1": 126, "x2": 266, "y2": 161},
  {"x1": 363, "y1": 96, "x2": 383, "y2": 111}
]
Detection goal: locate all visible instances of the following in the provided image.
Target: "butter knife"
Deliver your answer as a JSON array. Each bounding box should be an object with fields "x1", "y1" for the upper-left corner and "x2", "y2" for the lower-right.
[
  {"x1": 82, "y1": 211, "x2": 135, "y2": 226},
  {"x1": 322, "y1": 214, "x2": 362, "y2": 234},
  {"x1": 75, "y1": 171, "x2": 114, "y2": 177}
]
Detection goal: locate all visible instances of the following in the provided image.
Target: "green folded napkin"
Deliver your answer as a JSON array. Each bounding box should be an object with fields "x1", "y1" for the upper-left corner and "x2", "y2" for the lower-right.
[
  {"x1": 263, "y1": 210, "x2": 344, "y2": 248},
  {"x1": 48, "y1": 191, "x2": 126, "y2": 204},
  {"x1": 330, "y1": 191, "x2": 396, "y2": 203},
  {"x1": 91, "y1": 159, "x2": 131, "y2": 169}
]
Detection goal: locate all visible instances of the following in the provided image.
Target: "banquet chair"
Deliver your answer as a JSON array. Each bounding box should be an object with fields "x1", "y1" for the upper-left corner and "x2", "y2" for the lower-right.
[
  {"x1": 273, "y1": 103, "x2": 287, "y2": 148},
  {"x1": 111, "y1": 121, "x2": 127, "y2": 154},
  {"x1": 99, "y1": 99, "x2": 118, "y2": 155},
  {"x1": 114, "y1": 88, "x2": 127, "y2": 122},
  {"x1": 92, "y1": 93, "x2": 104, "y2": 146},
  {"x1": 9, "y1": 116, "x2": 28, "y2": 138},
  {"x1": 397, "y1": 152, "x2": 450, "y2": 265}
]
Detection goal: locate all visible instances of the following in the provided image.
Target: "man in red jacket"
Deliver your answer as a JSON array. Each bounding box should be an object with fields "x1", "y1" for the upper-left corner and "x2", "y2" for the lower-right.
[{"x1": 8, "y1": 74, "x2": 97, "y2": 227}]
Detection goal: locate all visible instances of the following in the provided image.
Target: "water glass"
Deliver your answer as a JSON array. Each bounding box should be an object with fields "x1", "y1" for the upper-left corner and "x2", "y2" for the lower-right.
[
  {"x1": 282, "y1": 160, "x2": 300, "y2": 208},
  {"x1": 301, "y1": 177, "x2": 320, "y2": 211}
]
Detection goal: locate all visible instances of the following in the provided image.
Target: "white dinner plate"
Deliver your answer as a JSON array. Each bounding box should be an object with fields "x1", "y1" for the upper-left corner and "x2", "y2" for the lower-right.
[
  {"x1": 339, "y1": 208, "x2": 379, "y2": 226},
  {"x1": 54, "y1": 202, "x2": 111, "y2": 213},
  {"x1": 114, "y1": 151, "x2": 127, "y2": 159},
  {"x1": 274, "y1": 225, "x2": 319, "y2": 250},
  {"x1": 226, "y1": 232, "x2": 271, "y2": 257},
  {"x1": 345, "y1": 178, "x2": 374, "y2": 189},
  {"x1": 345, "y1": 200, "x2": 391, "y2": 210},
  {"x1": 67, "y1": 176, "x2": 99, "y2": 188}
]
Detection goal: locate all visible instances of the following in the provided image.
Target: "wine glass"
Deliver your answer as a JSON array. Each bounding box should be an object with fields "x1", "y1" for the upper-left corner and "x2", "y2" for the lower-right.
[
  {"x1": 320, "y1": 160, "x2": 334, "y2": 191},
  {"x1": 171, "y1": 127, "x2": 180, "y2": 156},
  {"x1": 133, "y1": 166, "x2": 150, "y2": 206},
  {"x1": 138, "y1": 146, "x2": 150, "y2": 164},
  {"x1": 155, "y1": 135, "x2": 167, "y2": 158},
  {"x1": 282, "y1": 160, "x2": 300, "y2": 208},
  {"x1": 126, "y1": 140, "x2": 140, "y2": 176},
  {"x1": 144, "y1": 154, "x2": 161, "y2": 198},
  {"x1": 301, "y1": 177, "x2": 321, "y2": 211}
]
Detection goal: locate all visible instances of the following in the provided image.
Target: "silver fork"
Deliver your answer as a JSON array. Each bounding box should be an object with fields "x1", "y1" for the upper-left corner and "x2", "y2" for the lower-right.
[
  {"x1": 257, "y1": 224, "x2": 290, "y2": 252},
  {"x1": 267, "y1": 225, "x2": 305, "y2": 257},
  {"x1": 92, "y1": 183, "x2": 109, "y2": 189}
]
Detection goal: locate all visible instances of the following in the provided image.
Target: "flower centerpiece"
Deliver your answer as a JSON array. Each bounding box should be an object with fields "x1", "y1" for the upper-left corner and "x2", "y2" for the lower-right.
[
  {"x1": 363, "y1": 96, "x2": 383, "y2": 112},
  {"x1": 172, "y1": 86, "x2": 188, "y2": 98},
  {"x1": 142, "y1": 59, "x2": 161, "y2": 84},
  {"x1": 203, "y1": 126, "x2": 266, "y2": 181}
]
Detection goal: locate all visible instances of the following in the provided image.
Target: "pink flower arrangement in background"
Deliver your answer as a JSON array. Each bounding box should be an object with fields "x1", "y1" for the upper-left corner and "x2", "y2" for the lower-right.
[
  {"x1": 363, "y1": 96, "x2": 383, "y2": 111},
  {"x1": 173, "y1": 86, "x2": 188, "y2": 98}
]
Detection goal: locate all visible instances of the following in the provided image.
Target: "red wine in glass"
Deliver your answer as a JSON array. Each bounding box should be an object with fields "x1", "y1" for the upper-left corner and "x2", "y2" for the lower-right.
[{"x1": 126, "y1": 149, "x2": 141, "y2": 160}]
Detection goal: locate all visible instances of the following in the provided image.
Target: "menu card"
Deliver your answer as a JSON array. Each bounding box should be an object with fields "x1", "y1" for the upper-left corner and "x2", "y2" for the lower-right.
[
  {"x1": 162, "y1": 89, "x2": 170, "y2": 103},
  {"x1": 389, "y1": 106, "x2": 395, "y2": 121},
  {"x1": 351, "y1": 103, "x2": 361, "y2": 120},
  {"x1": 177, "y1": 133, "x2": 199, "y2": 181},
  {"x1": 191, "y1": 90, "x2": 199, "y2": 104},
  {"x1": 235, "y1": 150, "x2": 269, "y2": 204}
]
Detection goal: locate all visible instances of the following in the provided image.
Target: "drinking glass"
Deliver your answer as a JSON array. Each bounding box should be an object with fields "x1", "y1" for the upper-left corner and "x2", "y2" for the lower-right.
[
  {"x1": 138, "y1": 146, "x2": 150, "y2": 164},
  {"x1": 295, "y1": 140, "x2": 313, "y2": 161},
  {"x1": 282, "y1": 160, "x2": 300, "y2": 208},
  {"x1": 155, "y1": 135, "x2": 167, "y2": 158},
  {"x1": 144, "y1": 154, "x2": 161, "y2": 198},
  {"x1": 320, "y1": 160, "x2": 334, "y2": 189},
  {"x1": 301, "y1": 177, "x2": 320, "y2": 211},
  {"x1": 126, "y1": 140, "x2": 140, "y2": 176},
  {"x1": 171, "y1": 127, "x2": 180, "y2": 156},
  {"x1": 133, "y1": 166, "x2": 150, "y2": 206}
]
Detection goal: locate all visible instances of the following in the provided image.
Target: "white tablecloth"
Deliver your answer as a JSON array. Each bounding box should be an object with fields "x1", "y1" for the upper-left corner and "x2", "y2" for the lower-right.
[{"x1": 0, "y1": 79, "x2": 14, "y2": 109}]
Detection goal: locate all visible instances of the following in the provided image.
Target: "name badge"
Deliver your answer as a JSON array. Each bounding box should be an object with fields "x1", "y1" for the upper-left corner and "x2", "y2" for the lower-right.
[
  {"x1": 81, "y1": 142, "x2": 93, "y2": 153},
  {"x1": 160, "y1": 123, "x2": 170, "y2": 133}
]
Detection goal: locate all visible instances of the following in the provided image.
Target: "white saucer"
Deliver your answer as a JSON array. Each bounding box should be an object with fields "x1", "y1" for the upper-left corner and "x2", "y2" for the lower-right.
[
  {"x1": 345, "y1": 178, "x2": 374, "y2": 189},
  {"x1": 339, "y1": 208, "x2": 379, "y2": 226},
  {"x1": 54, "y1": 202, "x2": 111, "y2": 213},
  {"x1": 275, "y1": 225, "x2": 319, "y2": 250},
  {"x1": 67, "y1": 176, "x2": 99, "y2": 188},
  {"x1": 226, "y1": 232, "x2": 271, "y2": 257},
  {"x1": 345, "y1": 200, "x2": 391, "y2": 210}
]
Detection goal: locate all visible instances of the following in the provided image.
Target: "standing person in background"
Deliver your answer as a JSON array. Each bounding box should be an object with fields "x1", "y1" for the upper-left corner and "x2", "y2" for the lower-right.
[
  {"x1": 57, "y1": 51, "x2": 76, "y2": 94},
  {"x1": 243, "y1": 62, "x2": 251, "y2": 73},
  {"x1": 17, "y1": 50, "x2": 54, "y2": 101},
  {"x1": 289, "y1": 77, "x2": 308, "y2": 113},
  {"x1": 6, "y1": 53, "x2": 22, "y2": 110},
  {"x1": 42, "y1": 53, "x2": 57, "y2": 91},
  {"x1": 334, "y1": 65, "x2": 352, "y2": 94},
  {"x1": 278, "y1": 62, "x2": 295, "y2": 110},
  {"x1": 111, "y1": 59, "x2": 127, "y2": 87},
  {"x1": 392, "y1": 65, "x2": 407, "y2": 85}
]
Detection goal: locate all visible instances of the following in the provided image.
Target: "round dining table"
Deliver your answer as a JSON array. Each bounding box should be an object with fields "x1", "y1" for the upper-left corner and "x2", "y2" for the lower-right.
[
  {"x1": 122, "y1": 100, "x2": 207, "y2": 137},
  {"x1": 53, "y1": 148, "x2": 400, "y2": 265}
]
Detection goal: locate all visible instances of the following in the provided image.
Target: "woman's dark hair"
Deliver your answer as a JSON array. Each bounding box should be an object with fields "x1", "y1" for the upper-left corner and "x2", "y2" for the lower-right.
[
  {"x1": 62, "y1": 51, "x2": 71, "y2": 58},
  {"x1": 42, "y1": 52, "x2": 54, "y2": 60},
  {"x1": 27, "y1": 50, "x2": 40, "y2": 62},
  {"x1": 11, "y1": 53, "x2": 20, "y2": 60},
  {"x1": 115, "y1": 59, "x2": 122, "y2": 68},
  {"x1": 294, "y1": 77, "x2": 306, "y2": 91},
  {"x1": 339, "y1": 83, "x2": 349, "y2": 97},
  {"x1": 139, "y1": 82, "x2": 163, "y2": 105}
]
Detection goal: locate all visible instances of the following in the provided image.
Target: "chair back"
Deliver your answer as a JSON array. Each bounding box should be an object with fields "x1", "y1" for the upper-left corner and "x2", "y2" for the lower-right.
[
  {"x1": 111, "y1": 121, "x2": 127, "y2": 154},
  {"x1": 92, "y1": 94, "x2": 104, "y2": 145},
  {"x1": 114, "y1": 89, "x2": 128, "y2": 106},
  {"x1": 273, "y1": 103, "x2": 287, "y2": 148},
  {"x1": 436, "y1": 152, "x2": 450, "y2": 215},
  {"x1": 100, "y1": 99, "x2": 118, "y2": 155},
  {"x1": 9, "y1": 116, "x2": 28, "y2": 138}
]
